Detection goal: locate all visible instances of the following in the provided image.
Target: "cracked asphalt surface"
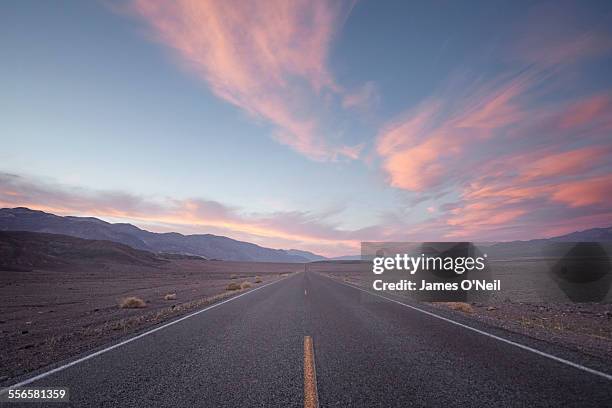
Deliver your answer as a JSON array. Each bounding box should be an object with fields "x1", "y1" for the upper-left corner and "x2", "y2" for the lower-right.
[{"x1": 4, "y1": 271, "x2": 612, "y2": 407}]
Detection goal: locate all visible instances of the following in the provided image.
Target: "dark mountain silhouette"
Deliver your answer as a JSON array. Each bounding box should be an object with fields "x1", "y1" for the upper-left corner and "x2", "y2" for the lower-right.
[
  {"x1": 0, "y1": 230, "x2": 168, "y2": 270},
  {"x1": 0, "y1": 208, "x2": 319, "y2": 262}
]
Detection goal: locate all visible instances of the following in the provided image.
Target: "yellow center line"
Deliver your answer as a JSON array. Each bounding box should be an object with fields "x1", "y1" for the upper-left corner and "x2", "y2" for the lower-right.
[{"x1": 304, "y1": 336, "x2": 319, "y2": 408}]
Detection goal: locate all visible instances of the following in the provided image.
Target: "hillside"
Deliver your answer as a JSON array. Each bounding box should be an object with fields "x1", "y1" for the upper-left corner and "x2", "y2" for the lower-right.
[{"x1": 0, "y1": 230, "x2": 167, "y2": 270}]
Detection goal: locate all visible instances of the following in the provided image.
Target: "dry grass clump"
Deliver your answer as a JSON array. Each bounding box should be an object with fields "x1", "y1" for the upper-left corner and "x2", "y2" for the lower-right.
[
  {"x1": 230, "y1": 274, "x2": 238, "y2": 280},
  {"x1": 164, "y1": 293, "x2": 177, "y2": 301},
  {"x1": 240, "y1": 281, "x2": 252, "y2": 289},
  {"x1": 226, "y1": 282, "x2": 241, "y2": 291},
  {"x1": 119, "y1": 297, "x2": 146, "y2": 309},
  {"x1": 254, "y1": 276, "x2": 262, "y2": 283},
  {"x1": 439, "y1": 302, "x2": 474, "y2": 314}
]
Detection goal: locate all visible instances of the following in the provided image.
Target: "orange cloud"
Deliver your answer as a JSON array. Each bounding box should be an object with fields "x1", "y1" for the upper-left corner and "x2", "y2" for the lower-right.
[{"x1": 131, "y1": 0, "x2": 359, "y2": 161}]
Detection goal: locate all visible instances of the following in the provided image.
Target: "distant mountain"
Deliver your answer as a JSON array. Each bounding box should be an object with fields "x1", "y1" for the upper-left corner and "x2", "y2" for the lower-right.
[
  {"x1": 328, "y1": 255, "x2": 362, "y2": 261},
  {"x1": 0, "y1": 208, "x2": 319, "y2": 262},
  {"x1": 285, "y1": 249, "x2": 327, "y2": 261},
  {"x1": 548, "y1": 227, "x2": 612, "y2": 242},
  {"x1": 484, "y1": 226, "x2": 612, "y2": 259}
]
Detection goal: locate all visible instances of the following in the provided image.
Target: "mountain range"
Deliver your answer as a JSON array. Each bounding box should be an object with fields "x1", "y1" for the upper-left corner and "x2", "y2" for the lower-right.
[
  {"x1": 0, "y1": 207, "x2": 323, "y2": 262},
  {"x1": 1, "y1": 208, "x2": 610, "y2": 262},
  {"x1": 545, "y1": 227, "x2": 612, "y2": 242},
  {"x1": 482, "y1": 226, "x2": 612, "y2": 258}
]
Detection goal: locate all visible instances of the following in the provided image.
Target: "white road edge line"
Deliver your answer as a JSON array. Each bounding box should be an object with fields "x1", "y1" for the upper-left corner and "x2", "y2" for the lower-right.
[
  {"x1": 327, "y1": 275, "x2": 612, "y2": 381},
  {"x1": 1, "y1": 275, "x2": 292, "y2": 392}
]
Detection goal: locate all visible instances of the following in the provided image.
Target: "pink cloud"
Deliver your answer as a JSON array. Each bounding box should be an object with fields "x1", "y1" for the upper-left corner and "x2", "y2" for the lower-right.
[
  {"x1": 130, "y1": 0, "x2": 359, "y2": 161},
  {"x1": 0, "y1": 173, "x2": 375, "y2": 256},
  {"x1": 376, "y1": 16, "x2": 612, "y2": 240},
  {"x1": 520, "y1": 146, "x2": 610, "y2": 181},
  {"x1": 342, "y1": 81, "x2": 380, "y2": 111},
  {"x1": 541, "y1": 212, "x2": 612, "y2": 238},
  {"x1": 551, "y1": 175, "x2": 612, "y2": 207},
  {"x1": 3, "y1": 170, "x2": 609, "y2": 253},
  {"x1": 376, "y1": 73, "x2": 534, "y2": 192},
  {"x1": 453, "y1": 74, "x2": 531, "y2": 130},
  {"x1": 558, "y1": 94, "x2": 612, "y2": 129},
  {"x1": 439, "y1": 161, "x2": 612, "y2": 239}
]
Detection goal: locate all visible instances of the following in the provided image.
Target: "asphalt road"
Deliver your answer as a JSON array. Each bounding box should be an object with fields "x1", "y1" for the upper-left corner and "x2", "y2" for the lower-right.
[{"x1": 3, "y1": 271, "x2": 612, "y2": 407}]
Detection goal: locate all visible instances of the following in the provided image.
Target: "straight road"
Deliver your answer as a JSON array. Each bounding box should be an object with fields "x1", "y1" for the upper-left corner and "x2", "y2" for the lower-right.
[
  {"x1": 5, "y1": 276, "x2": 305, "y2": 407},
  {"x1": 3, "y1": 271, "x2": 612, "y2": 407},
  {"x1": 305, "y1": 273, "x2": 612, "y2": 407}
]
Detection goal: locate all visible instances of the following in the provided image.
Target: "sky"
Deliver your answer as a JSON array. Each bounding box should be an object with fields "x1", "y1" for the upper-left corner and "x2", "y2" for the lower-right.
[{"x1": 1, "y1": 0, "x2": 611, "y2": 257}]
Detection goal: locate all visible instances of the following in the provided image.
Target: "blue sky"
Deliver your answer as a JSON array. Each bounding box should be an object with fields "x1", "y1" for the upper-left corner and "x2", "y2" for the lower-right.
[{"x1": 1, "y1": 1, "x2": 611, "y2": 256}]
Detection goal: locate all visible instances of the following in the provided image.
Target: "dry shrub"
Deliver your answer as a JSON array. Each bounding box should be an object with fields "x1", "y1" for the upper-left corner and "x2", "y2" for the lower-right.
[
  {"x1": 440, "y1": 302, "x2": 474, "y2": 314},
  {"x1": 119, "y1": 297, "x2": 146, "y2": 309},
  {"x1": 240, "y1": 281, "x2": 252, "y2": 289},
  {"x1": 164, "y1": 293, "x2": 177, "y2": 301},
  {"x1": 254, "y1": 276, "x2": 262, "y2": 283},
  {"x1": 226, "y1": 282, "x2": 241, "y2": 291}
]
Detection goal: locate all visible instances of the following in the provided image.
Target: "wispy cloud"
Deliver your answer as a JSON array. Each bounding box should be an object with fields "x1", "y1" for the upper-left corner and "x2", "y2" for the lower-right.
[
  {"x1": 512, "y1": 2, "x2": 612, "y2": 66},
  {"x1": 0, "y1": 173, "x2": 375, "y2": 256},
  {"x1": 129, "y1": 0, "x2": 360, "y2": 161},
  {"x1": 342, "y1": 81, "x2": 380, "y2": 111},
  {"x1": 375, "y1": 10, "x2": 612, "y2": 240}
]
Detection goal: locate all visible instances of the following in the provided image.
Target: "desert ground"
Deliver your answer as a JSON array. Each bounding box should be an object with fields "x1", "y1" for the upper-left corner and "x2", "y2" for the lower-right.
[
  {"x1": 0, "y1": 255, "x2": 301, "y2": 382},
  {"x1": 2, "y1": 233, "x2": 611, "y2": 390}
]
